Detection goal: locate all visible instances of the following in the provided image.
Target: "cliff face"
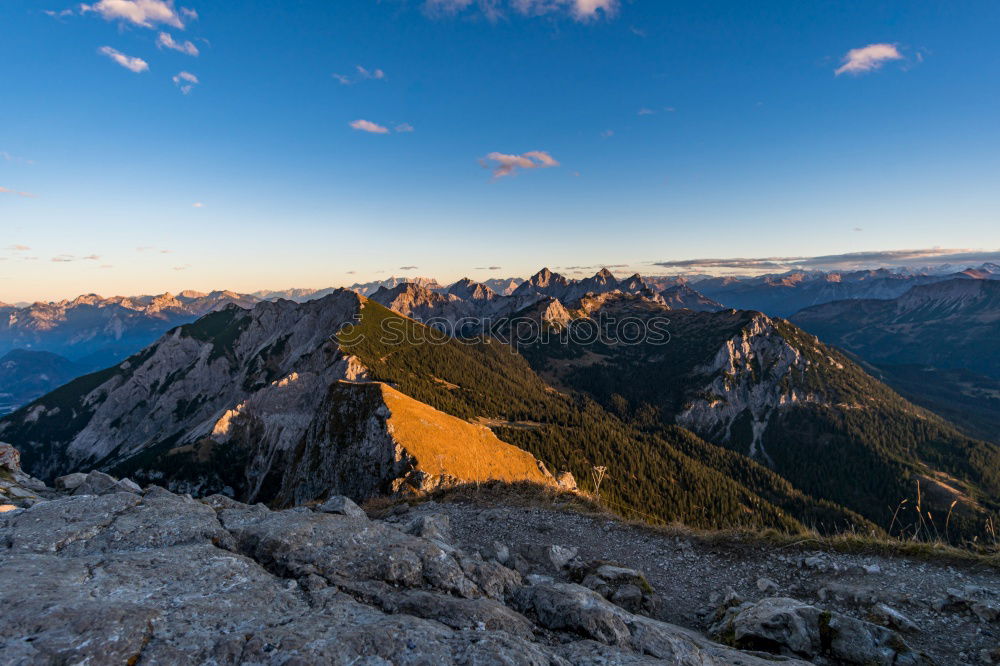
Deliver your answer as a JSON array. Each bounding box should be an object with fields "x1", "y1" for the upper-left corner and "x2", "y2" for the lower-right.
[
  {"x1": 676, "y1": 313, "x2": 820, "y2": 464},
  {"x1": 270, "y1": 382, "x2": 557, "y2": 506}
]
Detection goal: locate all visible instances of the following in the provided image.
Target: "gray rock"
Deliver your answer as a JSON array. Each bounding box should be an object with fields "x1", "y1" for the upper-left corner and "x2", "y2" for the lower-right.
[
  {"x1": 54, "y1": 472, "x2": 88, "y2": 491},
  {"x1": 71, "y1": 470, "x2": 121, "y2": 496},
  {"x1": 611, "y1": 584, "x2": 645, "y2": 612},
  {"x1": 756, "y1": 577, "x2": 779, "y2": 594},
  {"x1": 520, "y1": 543, "x2": 579, "y2": 572},
  {"x1": 315, "y1": 494, "x2": 367, "y2": 519},
  {"x1": 0, "y1": 487, "x2": 826, "y2": 665},
  {"x1": 0, "y1": 442, "x2": 21, "y2": 472},
  {"x1": 403, "y1": 513, "x2": 453, "y2": 545},
  {"x1": 513, "y1": 581, "x2": 634, "y2": 645},
  {"x1": 871, "y1": 602, "x2": 919, "y2": 633},
  {"x1": 711, "y1": 597, "x2": 928, "y2": 665},
  {"x1": 479, "y1": 539, "x2": 510, "y2": 565}
]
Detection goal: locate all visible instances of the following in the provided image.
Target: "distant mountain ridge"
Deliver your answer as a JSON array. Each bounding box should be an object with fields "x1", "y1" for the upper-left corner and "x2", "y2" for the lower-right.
[
  {"x1": 691, "y1": 264, "x2": 1000, "y2": 317},
  {"x1": 792, "y1": 278, "x2": 1000, "y2": 378}
]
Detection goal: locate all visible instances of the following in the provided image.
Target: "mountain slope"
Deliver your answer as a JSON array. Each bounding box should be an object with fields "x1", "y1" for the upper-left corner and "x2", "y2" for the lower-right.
[
  {"x1": 0, "y1": 292, "x2": 562, "y2": 505},
  {"x1": 792, "y1": 278, "x2": 1000, "y2": 378},
  {"x1": 0, "y1": 294, "x2": 843, "y2": 534},
  {"x1": 336, "y1": 299, "x2": 870, "y2": 533},
  {"x1": 518, "y1": 296, "x2": 1000, "y2": 538},
  {"x1": 0, "y1": 350, "x2": 82, "y2": 416}
]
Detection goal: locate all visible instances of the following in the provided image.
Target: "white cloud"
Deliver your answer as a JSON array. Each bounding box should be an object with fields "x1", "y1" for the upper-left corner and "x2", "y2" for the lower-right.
[
  {"x1": 6, "y1": 245, "x2": 31, "y2": 251},
  {"x1": 99, "y1": 46, "x2": 149, "y2": 73},
  {"x1": 44, "y1": 8, "x2": 75, "y2": 18},
  {"x1": 350, "y1": 119, "x2": 390, "y2": 134},
  {"x1": 172, "y1": 70, "x2": 199, "y2": 93},
  {"x1": 356, "y1": 65, "x2": 385, "y2": 80},
  {"x1": 426, "y1": 0, "x2": 616, "y2": 22},
  {"x1": 835, "y1": 43, "x2": 904, "y2": 76},
  {"x1": 192, "y1": 202, "x2": 204, "y2": 208},
  {"x1": 481, "y1": 150, "x2": 559, "y2": 178},
  {"x1": 333, "y1": 66, "x2": 386, "y2": 85},
  {"x1": 637, "y1": 108, "x2": 655, "y2": 116},
  {"x1": 157, "y1": 32, "x2": 199, "y2": 56},
  {"x1": 569, "y1": 0, "x2": 616, "y2": 18},
  {"x1": 395, "y1": 123, "x2": 415, "y2": 133},
  {"x1": 81, "y1": 0, "x2": 191, "y2": 29}
]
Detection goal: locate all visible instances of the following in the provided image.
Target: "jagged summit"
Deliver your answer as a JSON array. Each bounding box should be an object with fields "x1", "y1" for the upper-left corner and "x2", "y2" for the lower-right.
[{"x1": 447, "y1": 277, "x2": 498, "y2": 301}]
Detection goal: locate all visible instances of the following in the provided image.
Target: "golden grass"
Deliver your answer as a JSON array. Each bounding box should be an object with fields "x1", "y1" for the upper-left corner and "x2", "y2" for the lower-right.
[{"x1": 379, "y1": 384, "x2": 554, "y2": 486}]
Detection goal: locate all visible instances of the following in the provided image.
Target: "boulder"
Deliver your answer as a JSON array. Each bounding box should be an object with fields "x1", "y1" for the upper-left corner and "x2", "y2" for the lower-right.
[
  {"x1": 519, "y1": 543, "x2": 579, "y2": 572},
  {"x1": 574, "y1": 562, "x2": 660, "y2": 614},
  {"x1": 54, "y1": 472, "x2": 88, "y2": 491},
  {"x1": 871, "y1": 603, "x2": 919, "y2": 633},
  {"x1": 0, "y1": 442, "x2": 20, "y2": 472},
  {"x1": 403, "y1": 513, "x2": 453, "y2": 545},
  {"x1": 70, "y1": 471, "x2": 140, "y2": 496},
  {"x1": 315, "y1": 495, "x2": 367, "y2": 519},
  {"x1": 711, "y1": 597, "x2": 929, "y2": 665}
]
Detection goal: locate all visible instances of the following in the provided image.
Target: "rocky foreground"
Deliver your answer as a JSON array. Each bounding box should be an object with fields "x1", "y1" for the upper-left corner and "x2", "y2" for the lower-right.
[{"x1": 1, "y1": 447, "x2": 998, "y2": 665}]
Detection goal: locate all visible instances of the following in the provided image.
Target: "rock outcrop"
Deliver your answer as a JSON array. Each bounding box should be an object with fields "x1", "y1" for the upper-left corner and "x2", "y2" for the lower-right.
[{"x1": 0, "y1": 484, "x2": 811, "y2": 665}]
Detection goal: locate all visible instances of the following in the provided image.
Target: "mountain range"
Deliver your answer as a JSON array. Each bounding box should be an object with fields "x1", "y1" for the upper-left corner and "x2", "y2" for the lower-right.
[
  {"x1": 689, "y1": 264, "x2": 1000, "y2": 317},
  {"x1": 3, "y1": 269, "x2": 998, "y2": 543}
]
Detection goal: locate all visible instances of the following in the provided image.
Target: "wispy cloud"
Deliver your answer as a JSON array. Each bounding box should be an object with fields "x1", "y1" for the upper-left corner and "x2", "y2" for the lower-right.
[
  {"x1": 99, "y1": 46, "x2": 149, "y2": 73},
  {"x1": 192, "y1": 202, "x2": 204, "y2": 208},
  {"x1": 600, "y1": 129, "x2": 614, "y2": 138},
  {"x1": 481, "y1": 150, "x2": 560, "y2": 178},
  {"x1": 81, "y1": 0, "x2": 191, "y2": 29},
  {"x1": 172, "y1": 70, "x2": 199, "y2": 93},
  {"x1": 399, "y1": 265, "x2": 419, "y2": 270},
  {"x1": 82, "y1": 254, "x2": 101, "y2": 261},
  {"x1": 356, "y1": 65, "x2": 385, "y2": 80},
  {"x1": 6, "y1": 245, "x2": 30, "y2": 252},
  {"x1": 425, "y1": 0, "x2": 617, "y2": 22},
  {"x1": 1, "y1": 151, "x2": 34, "y2": 165},
  {"x1": 651, "y1": 249, "x2": 1000, "y2": 274},
  {"x1": 835, "y1": 43, "x2": 904, "y2": 76},
  {"x1": 637, "y1": 108, "x2": 655, "y2": 116},
  {"x1": 333, "y1": 65, "x2": 386, "y2": 85},
  {"x1": 349, "y1": 119, "x2": 390, "y2": 134},
  {"x1": 44, "y1": 8, "x2": 75, "y2": 18},
  {"x1": 394, "y1": 123, "x2": 415, "y2": 133},
  {"x1": 51, "y1": 255, "x2": 76, "y2": 263},
  {"x1": 157, "y1": 32, "x2": 199, "y2": 56},
  {"x1": 0, "y1": 187, "x2": 38, "y2": 198},
  {"x1": 173, "y1": 264, "x2": 191, "y2": 271}
]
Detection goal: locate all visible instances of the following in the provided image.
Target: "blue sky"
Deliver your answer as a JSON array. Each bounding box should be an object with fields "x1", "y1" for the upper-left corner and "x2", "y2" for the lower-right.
[{"x1": 2, "y1": 0, "x2": 999, "y2": 301}]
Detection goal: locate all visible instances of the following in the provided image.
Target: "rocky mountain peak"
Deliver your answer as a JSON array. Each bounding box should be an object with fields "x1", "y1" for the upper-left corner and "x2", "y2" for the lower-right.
[{"x1": 448, "y1": 278, "x2": 497, "y2": 302}]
